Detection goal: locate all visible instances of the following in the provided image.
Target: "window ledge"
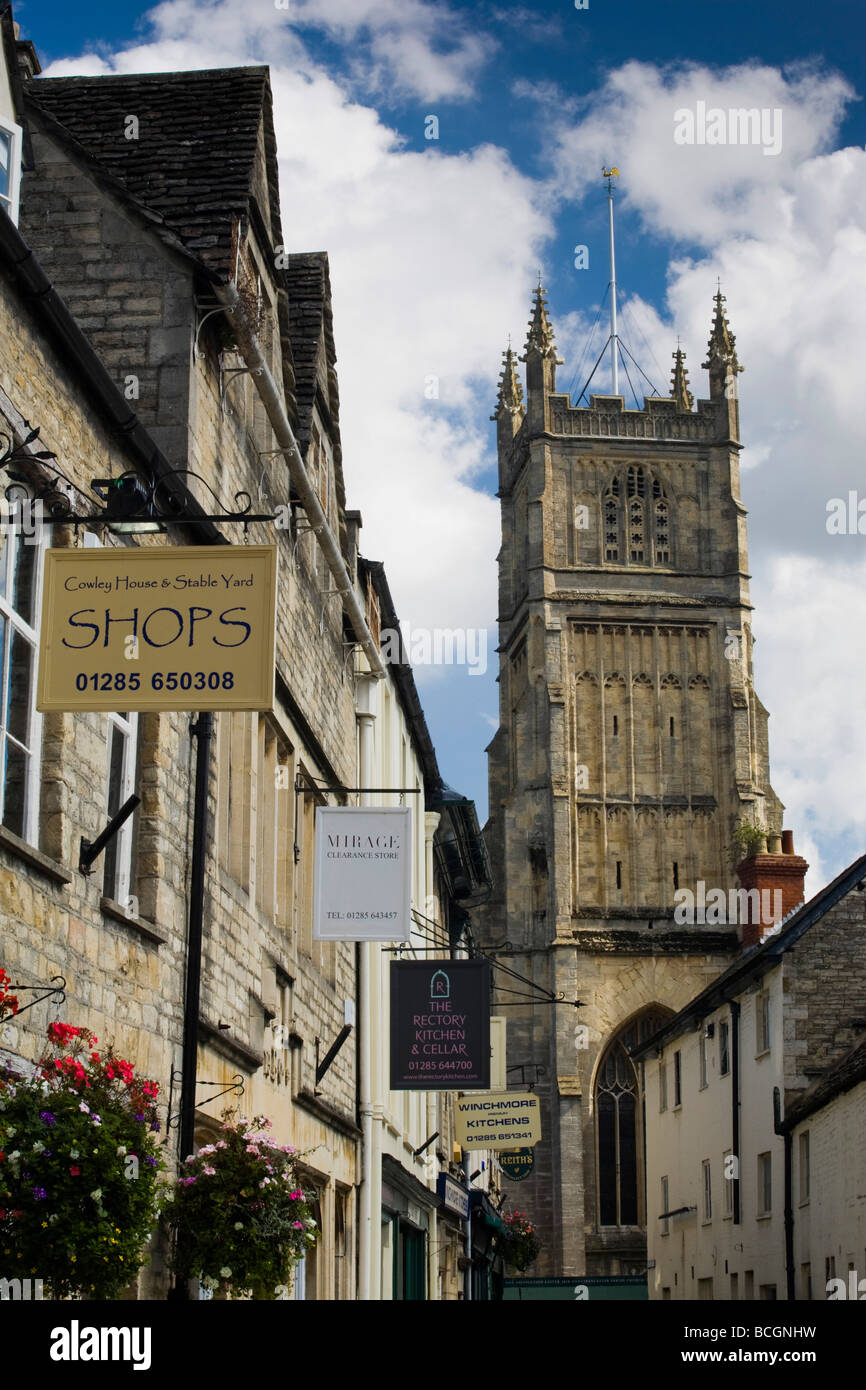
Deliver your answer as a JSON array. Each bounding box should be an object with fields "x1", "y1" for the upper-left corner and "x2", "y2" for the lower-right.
[
  {"x1": 100, "y1": 896, "x2": 166, "y2": 946},
  {"x1": 0, "y1": 824, "x2": 72, "y2": 885},
  {"x1": 756, "y1": 1211, "x2": 772, "y2": 1221},
  {"x1": 755, "y1": 1048, "x2": 771, "y2": 1059}
]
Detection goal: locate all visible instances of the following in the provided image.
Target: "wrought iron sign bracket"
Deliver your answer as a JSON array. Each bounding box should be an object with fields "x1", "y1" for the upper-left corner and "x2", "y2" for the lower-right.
[
  {"x1": 315, "y1": 1025, "x2": 352, "y2": 1093},
  {"x1": 4, "y1": 976, "x2": 66, "y2": 1020},
  {"x1": 166, "y1": 1068, "x2": 244, "y2": 1130},
  {"x1": 79, "y1": 795, "x2": 140, "y2": 875},
  {"x1": 5, "y1": 470, "x2": 277, "y2": 530},
  {"x1": 293, "y1": 776, "x2": 420, "y2": 864}
]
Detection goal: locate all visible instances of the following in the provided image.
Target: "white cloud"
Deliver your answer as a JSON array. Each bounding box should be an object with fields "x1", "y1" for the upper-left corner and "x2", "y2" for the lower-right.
[
  {"x1": 38, "y1": 15, "x2": 866, "y2": 869},
  {"x1": 542, "y1": 59, "x2": 865, "y2": 886},
  {"x1": 289, "y1": 0, "x2": 494, "y2": 101},
  {"x1": 40, "y1": 0, "x2": 547, "y2": 637}
]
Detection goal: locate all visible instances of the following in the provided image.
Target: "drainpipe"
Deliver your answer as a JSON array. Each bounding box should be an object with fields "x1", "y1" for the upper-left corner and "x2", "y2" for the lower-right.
[
  {"x1": 356, "y1": 673, "x2": 381, "y2": 1299},
  {"x1": 213, "y1": 282, "x2": 386, "y2": 680},
  {"x1": 731, "y1": 1002, "x2": 741, "y2": 1225},
  {"x1": 774, "y1": 1087, "x2": 795, "y2": 1301}
]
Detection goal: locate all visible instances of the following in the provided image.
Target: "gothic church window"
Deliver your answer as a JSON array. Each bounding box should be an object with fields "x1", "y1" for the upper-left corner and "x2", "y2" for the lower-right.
[
  {"x1": 596, "y1": 1007, "x2": 671, "y2": 1228},
  {"x1": 603, "y1": 469, "x2": 673, "y2": 568}
]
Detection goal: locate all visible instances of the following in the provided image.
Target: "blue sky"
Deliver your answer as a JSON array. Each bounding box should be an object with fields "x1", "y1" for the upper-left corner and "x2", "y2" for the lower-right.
[{"x1": 17, "y1": 0, "x2": 866, "y2": 888}]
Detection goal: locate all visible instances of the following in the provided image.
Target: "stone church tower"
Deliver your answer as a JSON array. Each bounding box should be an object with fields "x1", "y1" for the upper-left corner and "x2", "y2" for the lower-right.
[{"x1": 479, "y1": 285, "x2": 783, "y2": 1278}]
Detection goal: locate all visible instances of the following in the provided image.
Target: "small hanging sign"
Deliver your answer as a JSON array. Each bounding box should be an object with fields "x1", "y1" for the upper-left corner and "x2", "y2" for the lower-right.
[{"x1": 390, "y1": 959, "x2": 491, "y2": 1090}]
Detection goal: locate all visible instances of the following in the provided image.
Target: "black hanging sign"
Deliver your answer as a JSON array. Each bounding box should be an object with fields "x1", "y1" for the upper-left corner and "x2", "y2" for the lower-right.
[{"x1": 390, "y1": 959, "x2": 491, "y2": 1090}]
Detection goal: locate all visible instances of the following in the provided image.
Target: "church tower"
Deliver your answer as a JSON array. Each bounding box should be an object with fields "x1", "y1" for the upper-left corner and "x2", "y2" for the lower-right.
[{"x1": 480, "y1": 284, "x2": 783, "y2": 1277}]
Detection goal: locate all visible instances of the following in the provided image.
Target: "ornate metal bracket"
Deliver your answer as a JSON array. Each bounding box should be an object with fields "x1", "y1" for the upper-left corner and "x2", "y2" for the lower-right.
[
  {"x1": 166, "y1": 1067, "x2": 245, "y2": 1130},
  {"x1": 4, "y1": 976, "x2": 67, "y2": 1019}
]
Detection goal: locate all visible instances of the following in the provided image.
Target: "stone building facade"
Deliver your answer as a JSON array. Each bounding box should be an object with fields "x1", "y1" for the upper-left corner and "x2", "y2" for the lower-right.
[
  {"x1": 479, "y1": 282, "x2": 784, "y2": 1277},
  {"x1": 0, "y1": 14, "x2": 490, "y2": 1300}
]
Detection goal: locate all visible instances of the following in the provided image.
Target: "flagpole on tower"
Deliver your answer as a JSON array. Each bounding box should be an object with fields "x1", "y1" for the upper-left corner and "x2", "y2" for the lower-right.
[{"x1": 603, "y1": 166, "x2": 620, "y2": 396}]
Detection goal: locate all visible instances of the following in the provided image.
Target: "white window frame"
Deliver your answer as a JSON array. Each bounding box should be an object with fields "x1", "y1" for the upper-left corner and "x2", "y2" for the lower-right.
[
  {"x1": 758, "y1": 1151, "x2": 772, "y2": 1216},
  {"x1": 798, "y1": 1131, "x2": 810, "y2": 1206},
  {"x1": 756, "y1": 991, "x2": 771, "y2": 1055},
  {"x1": 104, "y1": 708, "x2": 138, "y2": 908},
  {"x1": 702, "y1": 1159, "x2": 712, "y2": 1222},
  {"x1": 0, "y1": 511, "x2": 46, "y2": 843},
  {"x1": 0, "y1": 116, "x2": 23, "y2": 226}
]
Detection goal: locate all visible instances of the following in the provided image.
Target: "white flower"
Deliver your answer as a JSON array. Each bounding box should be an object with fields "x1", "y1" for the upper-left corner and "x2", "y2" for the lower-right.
[
  {"x1": 5, "y1": 1126, "x2": 15, "y2": 1138},
  {"x1": 219, "y1": 1266, "x2": 232, "y2": 1279},
  {"x1": 90, "y1": 1188, "x2": 102, "y2": 1201},
  {"x1": 79, "y1": 1102, "x2": 90, "y2": 1113},
  {"x1": 69, "y1": 1148, "x2": 79, "y2": 1160},
  {"x1": 31, "y1": 1141, "x2": 45, "y2": 1155},
  {"x1": 234, "y1": 1222, "x2": 244, "y2": 1231},
  {"x1": 116, "y1": 1146, "x2": 127, "y2": 1157}
]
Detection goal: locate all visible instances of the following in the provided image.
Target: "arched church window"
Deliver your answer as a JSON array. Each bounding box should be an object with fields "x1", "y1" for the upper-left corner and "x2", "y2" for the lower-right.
[
  {"x1": 596, "y1": 1007, "x2": 673, "y2": 1228},
  {"x1": 655, "y1": 499, "x2": 670, "y2": 564},
  {"x1": 627, "y1": 466, "x2": 646, "y2": 499},
  {"x1": 629, "y1": 498, "x2": 644, "y2": 562},
  {"x1": 604, "y1": 494, "x2": 619, "y2": 562}
]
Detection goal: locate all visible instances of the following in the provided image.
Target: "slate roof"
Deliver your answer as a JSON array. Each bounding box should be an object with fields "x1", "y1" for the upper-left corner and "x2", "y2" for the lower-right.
[
  {"x1": 781, "y1": 1035, "x2": 866, "y2": 1131},
  {"x1": 25, "y1": 67, "x2": 281, "y2": 279},
  {"x1": 285, "y1": 252, "x2": 340, "y2": 461},
  {"x1": 632, "y1": 850, "x2": 866, "y2": 1059}
]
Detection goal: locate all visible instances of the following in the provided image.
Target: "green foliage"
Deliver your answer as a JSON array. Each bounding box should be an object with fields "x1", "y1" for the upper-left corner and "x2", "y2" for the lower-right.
[
  {"x1": 166, "y1": 1112, "x2": 318, "y2": 1299},
  {"x1": 0, "y1": 1021, "x2": 162, "y2": 1299},
  {"x1": 729, "y1": 819, "x2": 766, "y2": 864}
]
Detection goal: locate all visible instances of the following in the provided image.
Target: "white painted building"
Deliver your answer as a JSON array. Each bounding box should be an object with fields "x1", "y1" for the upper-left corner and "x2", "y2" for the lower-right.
[
  {"x1": 353, "y1": 555, "x2": 496, "y2": 1300},
  {"x1": 635, "y1": 850, "x2": 866, "y2": 1300}
]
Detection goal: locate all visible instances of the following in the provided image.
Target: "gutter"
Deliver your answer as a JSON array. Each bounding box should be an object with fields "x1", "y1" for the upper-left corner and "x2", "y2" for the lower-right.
[{"x1": 213, "y1": 281, "x2": 385, "y2": 679}]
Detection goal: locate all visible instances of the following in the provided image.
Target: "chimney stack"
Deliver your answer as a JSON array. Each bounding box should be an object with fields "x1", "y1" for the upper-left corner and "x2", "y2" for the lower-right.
[{"x1": 737, "y1": 830, "x2": 808, "y2": 949}]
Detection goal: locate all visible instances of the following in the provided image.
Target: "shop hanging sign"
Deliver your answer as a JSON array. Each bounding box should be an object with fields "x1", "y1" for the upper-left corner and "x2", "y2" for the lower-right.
[
  {"x1": 499, "y1": 1148, "x2": 535, "y2": 1182},
  {"x1": 436, "y1": 1173, "x2": 470, "y2": 1220},
  {"x1": 455, "y1": 1092, "x2": 542, "y2": 1150},
  {"x1": 36, "y1": 545, "x2": 277, "y2": 712},
  {"x1": 390, "y1": 959, "x2": 491, "y2": 1090},
  {"x1": 314, "y1": 806, "x2": 412, "y2": 942}
]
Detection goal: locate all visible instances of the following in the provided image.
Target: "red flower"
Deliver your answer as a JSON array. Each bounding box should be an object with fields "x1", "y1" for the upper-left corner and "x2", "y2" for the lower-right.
[{"x1": 69, "y1": 1166, "x2": 80, "y2": 1177}]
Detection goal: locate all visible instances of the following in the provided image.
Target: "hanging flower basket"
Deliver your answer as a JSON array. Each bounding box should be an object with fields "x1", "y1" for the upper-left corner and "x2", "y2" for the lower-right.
[
  {"x1": 165, "y1": 1112, "x2": 318, "y2": 1299},
  {"x1": 499, "y1": 1210, "x2": 542, "y2": 1272},
  {"x1": 0, "y1": 1020, "x2": 163, "y2": 1299}
]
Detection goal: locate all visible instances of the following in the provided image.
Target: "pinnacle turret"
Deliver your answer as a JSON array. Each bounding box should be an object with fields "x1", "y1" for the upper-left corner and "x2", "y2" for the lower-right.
[
  {"x1": 670, "y1": 345, "x2": 694, "y2": 412},
  {"x1": 491, "y1": 343, "x2": 524, "y2": 419},
  {"x1": 520, "y1": 281, "x2": 561, "y2": 363},
  {"x1": 702, "y1": 288, "x2": 743, "y2": 380}
]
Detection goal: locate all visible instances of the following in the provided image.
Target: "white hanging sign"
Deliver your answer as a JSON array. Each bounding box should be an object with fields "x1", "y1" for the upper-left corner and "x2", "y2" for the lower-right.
[{"x1": 313, "y1": 806, "x2": 412, "y2": 941}]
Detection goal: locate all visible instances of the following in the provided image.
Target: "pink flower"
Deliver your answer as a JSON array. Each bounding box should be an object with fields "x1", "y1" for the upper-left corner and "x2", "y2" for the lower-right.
[
  {"x1": 202, "y1": 1166, "x2": 216, "y2": 1176},
  {"x1": 292, "y1": 1221, "x2": 303, "y2": 1229},
  {"x1": 289, "y1": 1190, "x2": 304, "y2": 1200}
]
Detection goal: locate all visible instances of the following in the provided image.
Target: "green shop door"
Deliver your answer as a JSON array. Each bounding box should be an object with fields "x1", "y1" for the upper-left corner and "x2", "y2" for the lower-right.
[{"x1": 393, "y1": 1221, "x2": 426, "y2": 1301}]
